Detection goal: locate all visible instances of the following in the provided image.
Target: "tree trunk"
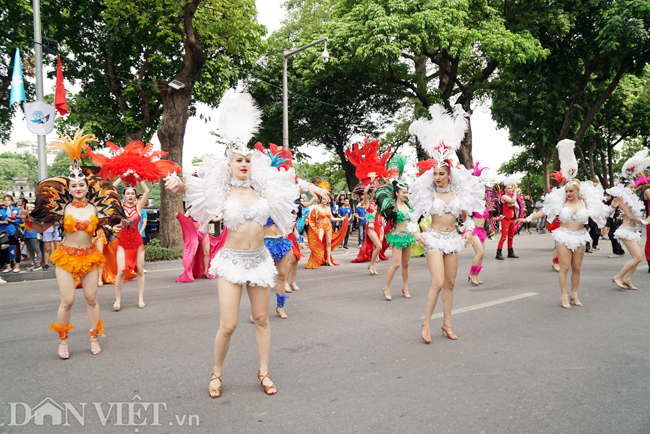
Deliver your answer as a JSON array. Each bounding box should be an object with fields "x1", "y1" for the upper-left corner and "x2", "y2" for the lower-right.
[
  {"x1": 125, "y1": 130, "x2": 144, "y2": 145},
  {"x1": 542, "y1": 158, "x2": 550, "y2": 191},
  {"x1": 334, "y1": 143, "x2": 359, "y2": 190},
  {"x1": 607, "y1": 145, "x2": 614, "y2": 185},
  {"x1": 157, "y1": 87, "x2": 192, "y2": 248},
  {"x1": 457, "y1": 115, "x2": 473, "y2": 168}
]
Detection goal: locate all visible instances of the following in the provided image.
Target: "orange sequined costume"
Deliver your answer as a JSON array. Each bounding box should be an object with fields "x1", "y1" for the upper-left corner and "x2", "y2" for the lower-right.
[
  {"x1": 50, "y1": 214, "x2": 105, "y2": 278},
  {"x1": 305, "y1": 210, "x2": 349, "y2": 269},
  {"x1": 315, "y1": 208, "x2": 334, "y2": 233}
]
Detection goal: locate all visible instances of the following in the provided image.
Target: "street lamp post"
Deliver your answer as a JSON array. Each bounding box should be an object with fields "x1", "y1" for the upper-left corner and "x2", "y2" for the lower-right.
[{"x1": 282, "y1": 38, "x2": 328, "y2": 149}]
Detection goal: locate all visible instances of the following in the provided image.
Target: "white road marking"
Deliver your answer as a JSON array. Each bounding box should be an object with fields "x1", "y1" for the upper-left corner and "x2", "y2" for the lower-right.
[{"x1": 422, "y1": 292, "x2": 538, "y2": 319}]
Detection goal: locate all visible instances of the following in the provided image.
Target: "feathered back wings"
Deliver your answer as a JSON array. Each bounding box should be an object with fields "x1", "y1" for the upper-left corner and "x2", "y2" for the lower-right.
[{"x1": 345, "y1": 136, "x2": 396, "y2": 185}]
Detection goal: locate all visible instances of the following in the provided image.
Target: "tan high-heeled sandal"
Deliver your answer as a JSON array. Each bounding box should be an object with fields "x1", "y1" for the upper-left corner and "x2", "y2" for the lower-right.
[
  {"x1": 611, "y1": 277, "x2": 626, "y2": 289},
  {"x1": 401, "y1": 289, "x2": 411, "y2": 298},
  {"x1": 276, "y1": 307, "x2": 288, "y2": 319},
  {"x1": 58, "y1": 340, "x2": 70, "y2": 359},
  {"x1": 569, "y1": 291, "x2": 583, "y2": 306},
  {"x1": 113, "y1": 299, "x2": 121, "y2": 311},
  {"x1": 209, "y1": 373, "x2": 222, "y2": 398},
  {"x1": 382, "y1": 288, "x2": 392, "y2": 301},
  {"x1": 622, "y1": 281, "x2": 639, "y2": 290},
  {"x1": 560, "y1": 293, "x2": 571, "y2": 309},
  {"x1": 440, "y1": 324, "x2": 458, "y2": 340},
  {"x1": 257, "y1": 371, "x2": 277, "y2": 395},
  {"x1": 421, "y1": 324, "x2": 431, "y2": 344},
  {"x1": 467, "y1": 274, "x2": 479, "y2": 286}
]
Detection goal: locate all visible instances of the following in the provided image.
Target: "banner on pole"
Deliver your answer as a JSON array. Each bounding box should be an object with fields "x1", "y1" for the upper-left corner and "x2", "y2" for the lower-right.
[
  {"x1": 25, "y1": 100, "x2": 56, "y2": 135},
  {"x1": 9, "y1": 48, "x2": 26, "y2": 107}
]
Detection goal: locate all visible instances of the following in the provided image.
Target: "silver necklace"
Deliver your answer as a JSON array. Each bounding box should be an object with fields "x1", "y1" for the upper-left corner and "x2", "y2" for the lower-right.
[
  {"x1": 434, "y1": 185, "x2": 451, "y2": 193},
  {"x1": 230, "y1": 179, "x2": 251, "y2": 188}
]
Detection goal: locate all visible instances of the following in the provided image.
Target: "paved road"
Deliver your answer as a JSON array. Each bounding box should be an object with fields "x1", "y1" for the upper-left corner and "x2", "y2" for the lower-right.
[{"x1": 1, "y1": 232, "x2": 649, "y2": 433}]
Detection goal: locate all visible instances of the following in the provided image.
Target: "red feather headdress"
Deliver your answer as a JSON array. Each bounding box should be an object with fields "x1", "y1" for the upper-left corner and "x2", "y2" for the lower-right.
[
  {"x1": 345, "y1": 136, "x2": 397, "y2": 185},
  {"x1": 550, "y1": 170, "x2": 566, "y2": 187},
  {"x1": 83, "y1": 141, "x2": 181, "y2": 186},
  {"x1": 416, "y1": 159, "x2": 437, "y2": 177}
]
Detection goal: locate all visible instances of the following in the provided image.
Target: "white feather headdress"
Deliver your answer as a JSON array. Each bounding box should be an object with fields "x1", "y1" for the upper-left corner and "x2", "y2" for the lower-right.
[
  {"x1": 216, "y1": 88, "x2": 262, "y2": 156},
  {"x1": 621, "y1": 150, "x2": 649, "y2": 180},
  {"x1": 408, "y1": 104, "x2": 468, "y2": 168},
  {"x1": 556, "y1": 139, "x2": 578, "y2": 182}
]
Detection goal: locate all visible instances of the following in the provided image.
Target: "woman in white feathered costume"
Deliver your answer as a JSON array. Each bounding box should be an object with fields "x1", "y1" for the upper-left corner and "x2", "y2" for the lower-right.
[
  {"x1": 406, "y1": 105, "x2": 485, "y2": 343},
  {"x1": 164, "y1": 90, "x2": 300, "y2": 398},
  {"x1": 605, "y1": 151, "x2": 650, "y2": 290},
  {"x1": 519, "y1": 140, "x2": 615, "y2": 308}
]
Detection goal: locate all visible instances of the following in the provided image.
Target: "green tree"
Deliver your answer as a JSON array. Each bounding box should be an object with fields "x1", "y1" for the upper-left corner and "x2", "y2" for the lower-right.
[
  {"x1": 0, "y1": 153, "x2": 36, "y2": 191},
  {"x1": 45, "y1": 0, "x2": 265, "y2": 247},
  {"x1": 329, "y1": 0, "x2": 550, "y2": 165},
  {"x1": 294, "y1": 158, "x2": 347, "y2": 193},
  {"x1": 247, "y1": 0, "x2": 403, "y2": 189}
]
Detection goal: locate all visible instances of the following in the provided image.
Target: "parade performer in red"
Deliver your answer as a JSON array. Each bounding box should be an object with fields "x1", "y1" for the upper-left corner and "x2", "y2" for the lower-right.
[
  {"x1": 165, "y1": 89, "x2": 299, "y2": 397},
  {"x1": 20, "y1": 130, "x2": 124, "y2": 359},
  {"x1": 84, "y1": 139, "x2": 181, "y2": 311},
  {"x1": 521, "y1": 140, "x2": 615, "y2": 308},
  {"x1": 407, "y1": 105, "x2": 485, "y2": 343},
  {"x1": 637, "y1": 174, "x2": 650, "y2": 272},
  {"x1": 495, "y1": 181, "x2": 521, "y2": 260}
]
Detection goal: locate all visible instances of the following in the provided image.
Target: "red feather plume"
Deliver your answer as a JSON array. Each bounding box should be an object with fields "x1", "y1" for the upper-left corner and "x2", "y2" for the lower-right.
[
  {"x1": 416, "y1": 159, "x2": 437, "y2": 177},
  {"x1": 83, "y1": 141, "x2": 181, "y2": 186},
  {"x1": 344, "y1": 136, "x2": 397, "y2": 185},
  {"x1": 550, "y1": 170, "x2": 566, "y2": 186}
]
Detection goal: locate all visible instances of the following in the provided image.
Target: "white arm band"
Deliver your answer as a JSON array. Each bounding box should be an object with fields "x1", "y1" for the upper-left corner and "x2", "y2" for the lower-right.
[
  {"x1": 297, "y1": 178, "x2": 313, "y2": 193},
  {"x1": 461, "y1": 220, "x2": 475, "y2": 233},
  {"x1": 525, "y1": 215, "x2": 533, "y2": 223}
]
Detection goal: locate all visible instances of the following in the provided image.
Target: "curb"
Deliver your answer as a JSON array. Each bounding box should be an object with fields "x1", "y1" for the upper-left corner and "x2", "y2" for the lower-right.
[{"x1": 0, "y1": 259, "x2": 184, "y2": 283}]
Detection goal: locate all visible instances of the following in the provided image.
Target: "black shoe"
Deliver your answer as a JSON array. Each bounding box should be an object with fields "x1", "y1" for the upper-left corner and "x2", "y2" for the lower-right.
[
  {"x1": 507, "y1": 248, "x2": 519, "y2": 258},
  {"x1": 43, "y1": 264, "x2": 49, "y2": 271},
  {"x1": 495, "y1": 249, "x2": 504, "y2": 260},
  {"x1": 343, "y1": 246, "x2": 348, "y2": 249}
]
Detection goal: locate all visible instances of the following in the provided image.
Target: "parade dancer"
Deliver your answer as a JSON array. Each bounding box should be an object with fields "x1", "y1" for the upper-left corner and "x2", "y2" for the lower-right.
[
  {"x1": 21, "y1": 130, "x2": 124, "y2": 358},
  {"x1": 519, "y1": 140, "x2": 613, "y2": 308},
  {"x1": 305, "y1": 193, "x2": 348, "y2": 268},
  {"x1": 165, "y1": 89, "x2": 298, "y2": 397},
  {"x1": 83, "y1": 139, "x2": 181, "y2": 310},
  {"x1": 607, "y1": 151, "x2": 650, "y2": 290},
  {"x1": 376, "y1": 155, "x2": 414, "y2": 299},
  {"x1": 406, "y1": 105, "x2": 485, "y2": 343},
  {"x1": 113, "y1": 176, "x2": 149, "y2": 310},
  {"x1": 495, "y1": 182, "x2": 520, "y2": 260}
]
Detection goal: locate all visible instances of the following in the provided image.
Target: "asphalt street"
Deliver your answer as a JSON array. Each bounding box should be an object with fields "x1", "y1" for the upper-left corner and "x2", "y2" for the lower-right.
[{"x1": 1, "y1": 232, "x2": 649, "y2": 434}]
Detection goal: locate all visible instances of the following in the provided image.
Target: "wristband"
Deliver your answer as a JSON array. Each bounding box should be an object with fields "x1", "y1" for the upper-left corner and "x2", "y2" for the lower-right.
[
  {"x1": 406, "y1": 221, "x2": 418, "y2": 235},
  {"x1": 525, "y1": 215, "x2": 533, "y2": 223},
  {"x1": 460, "y1": 220, "x2": 475, "y2": 233}
]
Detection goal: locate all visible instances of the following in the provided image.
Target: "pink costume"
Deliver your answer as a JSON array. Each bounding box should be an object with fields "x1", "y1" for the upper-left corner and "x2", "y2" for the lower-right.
[
  {"x1": 176, "y1": 212, "x2": 228, "y2": 283},
  {"x1": 470, "y1": 207, "x2": 490, "y2": 243}
]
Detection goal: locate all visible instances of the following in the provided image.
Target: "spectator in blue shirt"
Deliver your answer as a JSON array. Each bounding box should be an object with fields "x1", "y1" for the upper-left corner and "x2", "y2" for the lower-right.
[
  {"x1": 338, "y1": 198, "x2": 353, "y2": 249},
  {"x1": 139, "y1": 208, "x2": 148, "y2": 238},
  {"x1": 355, "y1": 204, "x2": 367, "y2": 247},
  {"x1": 24, "y1": 203, "x2": 41, "y2": 271}
]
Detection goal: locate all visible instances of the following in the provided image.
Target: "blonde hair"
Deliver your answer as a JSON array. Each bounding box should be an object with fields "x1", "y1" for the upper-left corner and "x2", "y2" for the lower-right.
[{"x1": 566, "y1": 179, "x2": 581, "y2": 190}]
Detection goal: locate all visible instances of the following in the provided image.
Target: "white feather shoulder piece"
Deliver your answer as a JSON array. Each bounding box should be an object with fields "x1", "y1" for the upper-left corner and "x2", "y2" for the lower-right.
[
  {"x1": 606, "y1": 183, "x2": 644, "y2": 218},
  {"x1": 580, "y1": 181, "x2": 609, "y2": 228}
]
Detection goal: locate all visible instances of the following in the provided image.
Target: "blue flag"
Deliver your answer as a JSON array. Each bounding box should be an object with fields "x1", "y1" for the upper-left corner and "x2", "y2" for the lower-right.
[{"x1": 9, "y1": 48, "x2": 26, "y2": 107}]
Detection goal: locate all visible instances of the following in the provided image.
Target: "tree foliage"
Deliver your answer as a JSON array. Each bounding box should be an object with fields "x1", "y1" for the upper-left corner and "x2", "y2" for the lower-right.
[{"x1": 328, "y1": 0, "x2": 550, "y2": 165}]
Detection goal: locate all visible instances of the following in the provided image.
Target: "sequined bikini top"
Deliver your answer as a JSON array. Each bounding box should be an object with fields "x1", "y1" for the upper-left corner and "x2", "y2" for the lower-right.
[
  {"x1": 396, "y1": 209, "x2": 413, "y2": 223},
  {"x1": 430, "y1": 194, "x2": 462, "y2": 217},
  {"x1": 63, "y1": 214, "x2": 98, "y2": 235},
  {"x1": 222, "y1": 197, "x2": 270, "y2": 230},
  {"x1": 559, "y1": 205, "x2": 588, "y2": 225}
]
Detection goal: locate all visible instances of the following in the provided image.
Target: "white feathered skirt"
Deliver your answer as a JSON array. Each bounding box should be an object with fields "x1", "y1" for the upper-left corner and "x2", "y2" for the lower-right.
[
  {"x1": 422, "y1": 229, "x2": 465, "y2": 255},
  {"x1": 613, "y1": 225, "x2": 642, "y2": 244},
  {"x1": 210, "y1": 246, "x2": 277, "y2": 287},
  {"x1": 552, "y1": 227, "x2": 591, "y2": 252}
]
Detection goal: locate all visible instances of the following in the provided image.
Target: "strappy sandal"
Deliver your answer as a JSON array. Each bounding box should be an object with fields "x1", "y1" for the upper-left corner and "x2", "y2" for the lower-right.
[
  {"x1": 421, "y1": 324, "x2": 431, "y2": 344},
  {"x1": 622, "y1": 281, "x2": 639, "y2": 290},
  {"x1": 276, "y1": 307, "x2": 288, "y2": 319},
  {"x1": 560, "y1": 293, "x2": 571, "y2": 309},
  {"x1": 209, "y1": 373, "x2": 222, "y2": 398},
  {"x1": 138, "y1": 299, "x2": 146, "y2": 309},
  {"x1": 58, "y1": 340, "x2": 69, "y2": 359},
  {"x1": 257, "y1": 371, "x2": 277, "y2": 395},
  {"x1": 90, "y1": 337, "x2": 101, "y2": 355},
  {"x1": 401, "y1": 289, "x2": 411, "y2": 298},
  {"x1": 440, "y1": 324, "x2": 458, "y2": 340},
  {"x1": 569, "y1": 291, "x2": 583, "y2": 306},
  {"x1": 382, "y1": 288, "x2": 392, "y2": 301},
  {"x1": 289, "y1": 283, "x2": 300, "y2": 291},
  {"x1": 113, "y1": 299, "x2": 121, "y2": 311}
]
